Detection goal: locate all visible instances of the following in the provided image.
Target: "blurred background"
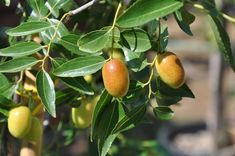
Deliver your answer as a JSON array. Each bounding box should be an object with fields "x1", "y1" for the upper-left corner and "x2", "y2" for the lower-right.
[{"x1": 0, "y1": 0, "x2": 235, "y2": 156}]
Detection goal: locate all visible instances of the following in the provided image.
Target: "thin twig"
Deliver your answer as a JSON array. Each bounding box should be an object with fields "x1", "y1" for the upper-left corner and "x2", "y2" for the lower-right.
[{"x1": 69, "y1": 0, "x2": 99, "y2": 16}]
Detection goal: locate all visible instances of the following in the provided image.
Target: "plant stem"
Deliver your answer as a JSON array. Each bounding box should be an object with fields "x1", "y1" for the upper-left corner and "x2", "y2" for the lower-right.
[{"x1": 69, "y1": 0, "x2": 99, "y2": 16}]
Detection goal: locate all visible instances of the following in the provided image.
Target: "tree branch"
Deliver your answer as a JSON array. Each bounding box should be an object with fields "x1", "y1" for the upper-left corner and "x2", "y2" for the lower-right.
[{"x1": 69, "y1": 0, "x2": 99, "y2": 16}]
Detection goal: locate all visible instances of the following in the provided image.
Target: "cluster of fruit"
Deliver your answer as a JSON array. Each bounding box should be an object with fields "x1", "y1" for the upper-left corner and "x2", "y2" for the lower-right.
[
  {"x1": 8, "y1": 106, "x2": 42, "y2": 142},
  {"x1": 102, "y1": 51, "x2": 185, "y2": 98},
  {"x1": 7, "y1": 50, "x2": 184, "y2": 136}
]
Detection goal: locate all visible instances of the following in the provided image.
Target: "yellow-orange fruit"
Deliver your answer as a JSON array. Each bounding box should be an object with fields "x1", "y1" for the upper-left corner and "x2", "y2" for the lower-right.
[
  {"x1": 155, "y1": 52, "x2": 185, "y2": 88},
  {"x1": 8, "y1": 106, "x2": 32, "y2": 138},
  {"x1": 102, "y1": 59, "x2": 129, "y2": 97}
]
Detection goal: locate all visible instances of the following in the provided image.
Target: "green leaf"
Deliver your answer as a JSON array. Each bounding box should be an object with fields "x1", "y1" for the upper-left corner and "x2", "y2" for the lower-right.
[
  {"x1": 0, "y1": 108, "x2": 9, "y2": 116},
  {"x1": 121, "y1": 29, "x2": 151, "y2": 53},
  {"x1": 101, "y1": 27, "x2": 121, "y2": 48},
  {"x1": 97, "y1": 101, "x2": 119, "y2": 141},
  {"x1": 28, "y1": 0, "x2": 48, "y2": 17},
  {"x1": 45, "y1": 0, "x2": 60, "y2": 18},
  {"x1": 0, "y1": 84, "x2": 17, "y2": 99},
  {"x1": 0, "y1": 42, "x2": 43, "y2": 57},
  {"x1": 122, "y1": 47, "x2": 148, "y2": 72},
  {"x1": 117, "y1": 0, "x2": 183, "y2": 28},
  {"x1": 147, "y1": 19, "x2": 159, "y2": 36},
  {"x1": 36, "y1": 70, "x2": 56, "y2": 117},
  {"x1": 174, "y1": 7, "x2": 195, "y2": 36},
  {"x1": 158, "y1": 25, "x2": 169, "y2": 52},
  {"x1": 40, "y1": 19, "x2": 69, "y2": 44},
  {"x1": 53, "y1": 56, "x2": 105, "y2": 77},
  {"x1": 97, "y1": 101, "x2": 119, "y2": 156},
  {"x1": 156, "y1": 77, "x2": 195, "y2": 98},
  {"x1": 60, "y1": 77, "x2": 94, "y2": 95},
  {"x1": 78, "y1": 30, "x2": 110, "y2": 53},
  {"x1": 0, "y1": 57, "x2": 39, "y2": 73},
  {"x1": 156, "y1": 91, "x2": 182, "y2": 106},
  {"x1": 0, "y1": 95, "x2": 18, "y2": 109},
  {"x1": 99, "y1": 134, "x2": 118, "y2": 156},
  {"x1": 6, "y1": 21, "x2": 52, "y2": 36},
  {"x1": 55, "y1": 89, "x2": 77, "y2": 106},
  {"x1": 59, "y1": 34, "x2": 81, "y2": 55},
  {"x1": 0, "y1": 73, "x2": 8, "y2": 86},
  {"x1": 153, "y1": 106, "x2": 174, "y2": 120},
  {"x1": 112, "y1": 103, "x2": 147, "y2": 134},
  {"x1": 91, "y1": 90, "x2": 113, "y2": 140},
  {"x1": 208, "y1": 15, "x2": 235, "y2": 71},
  {"x1": 123, "y1": 80, "x2": 143, "y2": 102}
]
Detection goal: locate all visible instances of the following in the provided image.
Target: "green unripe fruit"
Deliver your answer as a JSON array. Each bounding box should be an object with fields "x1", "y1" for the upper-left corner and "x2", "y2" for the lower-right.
[
  {"x1": 102, "y1": 59, "x2": 129, "y2": 97},
  {"x1": 155, "y1": 52, "x2": 185, "y2": 88},
  {"x1": 8, "y1": 106, "x2": 32, "y2": 138},
  {"x1": 72, "y1": 97, "x2": 97, "y2": 129},
  {"x1": 25, "y1": 117, "x2": 43, "y2": 142}
]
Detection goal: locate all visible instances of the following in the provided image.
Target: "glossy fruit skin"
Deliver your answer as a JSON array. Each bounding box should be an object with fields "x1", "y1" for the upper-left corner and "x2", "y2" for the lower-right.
[
  {"x1": 25, "y1": 117, "x2": 43, "y2": 142},
  {"x1": 102, "y1": 59, "x2": 129, "y2": 97},
  {"x1": 8, "y1": 106, "x2": 32, "y2": 138},
  {"x1": 155, "y1": 52, "x2": 185, "y2": 88},
  {"x1": 72, "y1": 97, "x2": 97, "y2": 129}
]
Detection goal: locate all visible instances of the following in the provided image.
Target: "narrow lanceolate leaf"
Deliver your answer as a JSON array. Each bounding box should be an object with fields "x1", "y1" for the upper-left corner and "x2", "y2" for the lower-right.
[
  {"x1": 91, "y1": 90, "x2": 113, "y2": 140},
  {"x1": 0, "y1": 42, "x2": 43, "y2": 57},
  {"x1": 0, "y1": 83, "x2": 17, "y2": 98},
  {"x1": 28, "y1": 0, "x2": 48, "y2": 17},
  {"x1": 99, "y1": 134, "x2": 118, "y2": 156},
  {"x1": 174, "y1": 8, "x2": 195, "y2": 36},
  {"x1": 112, "y1": 103, "x2": 147, "y2": 134},
  {"x1": 208, "y1": 15, "x2": 235, "y2": 71},
  {"x1": 97, "y1": 101, "x2": 119, "y2": 156},
  {"x1": 36, "y1": 70, "x2": 56, "y2": 117},
  {"x1": 0, "y1": 57, "x2": 39, "y2": 73},
  {"x1": 153, "y1": 106, "x2": 174, "y2": 120},
  {"x1": 156, "y1": 77, "x2": 195, "y2": 98},
  {"x1": 121, "y1": 29, "x2": 151, "y2": 53},
  {"x1": 0, "y1": 95, "x2": 18, "y2": 109},
  {"x1": 59, "y1": 34, "x2": 81, "y2": 54},
  {"x1": 45, "y1": 0, "x2": 60, "y2": 18},
  {"x1": 78, "y1": 30, "x2": 110, "y2": 53},
  {"x1": 6, "y1": 21, "x2": 52, "y2": 36},
  {"x1": 0, "y1": 73, "x2": 8, "y2": 87},
  {"x1": 60, "y1": 77, "x2": 94, "y2": 95},
  {"x1": 53, "y1": 56, "x2": 105, "y2": 77},
  {"x1": 97, "y1": 101, "x2": 119, "y2": 141},
  {"x1": 117, "y1": 0, "x2": 183, "y2": 28},
  {"x1": 0, "y1": 108, "x2": 9, "y2": 116}
]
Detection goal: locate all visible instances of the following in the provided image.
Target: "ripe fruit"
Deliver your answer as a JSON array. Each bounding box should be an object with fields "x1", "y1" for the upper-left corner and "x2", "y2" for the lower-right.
[
  {"x1": 71, "y1": 97, "x2": 97, "y2": 129},
  {"x1": 102, "y1": 59, "x2": 129, "y2": 97},
  {"x1": 8, "y1": 106, "x2": 32, "y2": 138},
  {"x1": 155, "y1": 52, "x2": 185, "y2": 88},
  {"x1": 25, "y1": 117, "x2": 43, "y2": 142}
]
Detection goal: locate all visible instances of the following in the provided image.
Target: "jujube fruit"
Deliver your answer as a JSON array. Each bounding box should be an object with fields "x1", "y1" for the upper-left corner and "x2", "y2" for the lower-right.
[
  {"x1": 25, "y1": 117, "x2": 43, "y2": 142},
  {"x1": 155, "y1": 52, "x2": 185, "y2": 88},
  {"x1": 102, "y1": 59, "x2": 129, "y2": 97},
  {"x1": 8, "y1": 106, "x2": 32, "y2": 138},
  {"x1": 71, "y1": 97, "x2": 97, "y2": 129}
]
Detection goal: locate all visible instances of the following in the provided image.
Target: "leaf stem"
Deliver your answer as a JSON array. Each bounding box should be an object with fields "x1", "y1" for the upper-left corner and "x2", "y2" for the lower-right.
[
  {"x1": 193, "y1": 3, "x2": 235, "y2": 24},
  {"x1": 111, "y1": 2, "x2": 122, "y2": 30},
  {"x1": 110, "y1": 2, "x2": 122, "y2": 59},
  {"x1": 41, "y1": 13, "x2": 69, "y2": 70}
]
